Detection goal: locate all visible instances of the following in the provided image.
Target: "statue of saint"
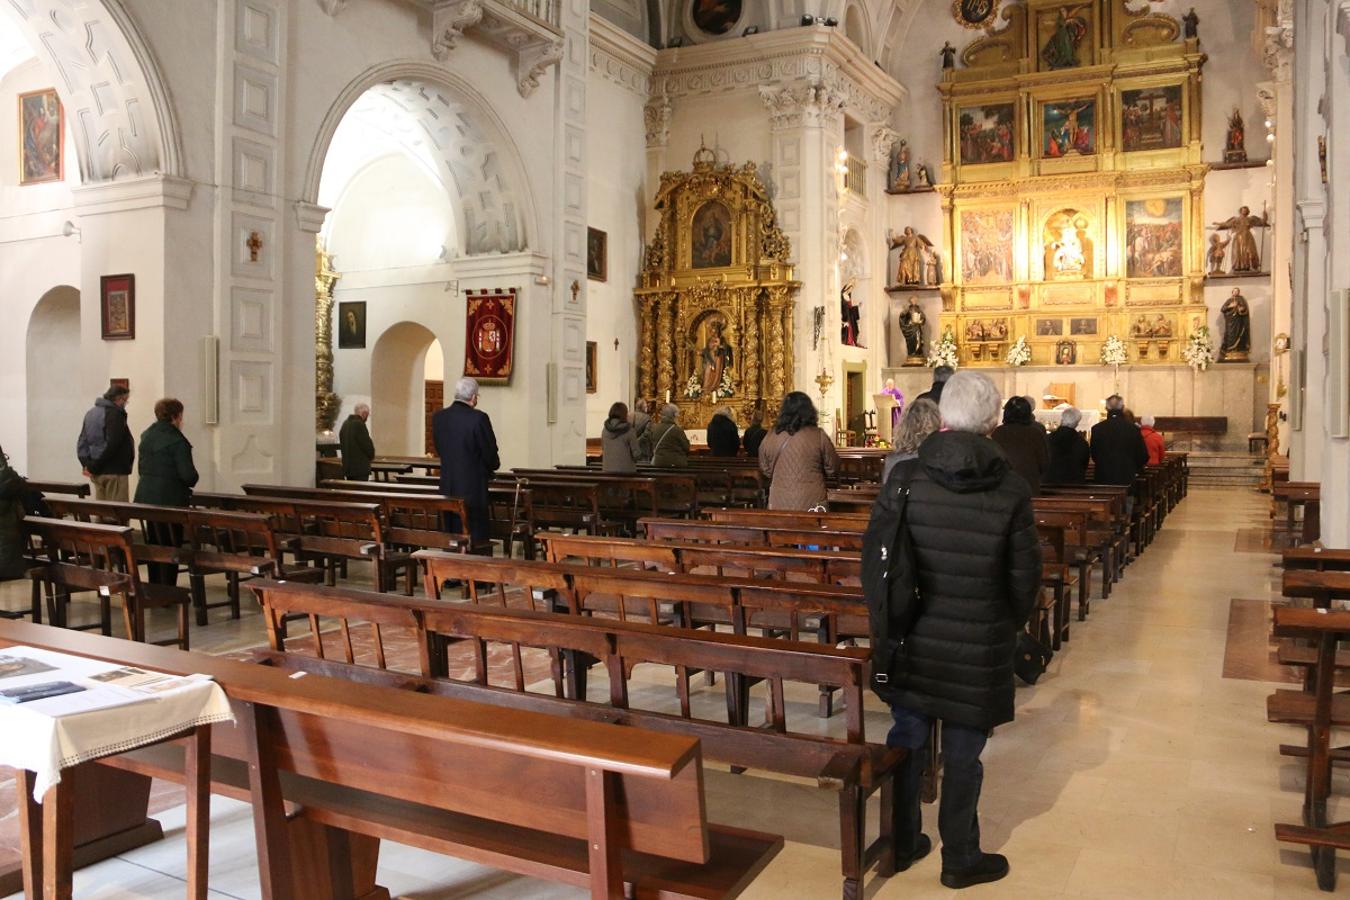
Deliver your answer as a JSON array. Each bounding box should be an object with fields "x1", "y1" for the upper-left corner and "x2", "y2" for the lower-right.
[
  {"x1": 916, "y1": 162, "x2": 931, "y2": 188},
  {"x1": 1207, "y1": 233, "x2": 1230, "y2": 275},
  {"x1": 900, "y1": 299, "x2": 926, "y2": 360},
  {"x1": 699, "y1": 326, "x2": 734, "y2": 394},
  {"x1": 890, "y1": 227, "x2": 934, "y2": 286},
  {"x1": 1182, "y1": 7, "x2": 1199, "y2": 40},
  {"x1": 1040, "y1": 5, "x2": 1088, "y2": 70},
  {"x1": 1225, "y1": 108, "x2": 1247, "y2": 163},
  {"x1": 940, "y1": 41, "x2": 957, "y2": 70},
  {"x1": 889, "y1": 140, "x2": 911, "y2": 192},
  {"x1": 1212, "y1": 206, "x2": 1268, "y2": 273},
  {"x1": 1220, "y1": 289, "x2": 1251, "y2": 360}
]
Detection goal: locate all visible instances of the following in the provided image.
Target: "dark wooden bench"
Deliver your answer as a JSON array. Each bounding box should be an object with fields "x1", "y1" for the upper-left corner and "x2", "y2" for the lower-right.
[
  {"x1": 247, "y1": 579, "x2": 892, "y2": 899},
  {"x1": 641, "y1": 519, "x2": 865, "y2": 552},
  {"x1": 0, "y1": 619, "x2": 779, "y2": 899},
  {"x1": 1153, "y1": 416, "x2": 1227, "y2": 450},
  {"x1": 26, "y1": 480, "x2": 91, "y2": 499}
]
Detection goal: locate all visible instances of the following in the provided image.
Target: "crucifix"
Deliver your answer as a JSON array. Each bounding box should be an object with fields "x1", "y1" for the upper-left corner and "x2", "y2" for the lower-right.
[
  {"x1": 246, "y1": 230, "x2": 263, "y2": 262},
  {"x1": 570, "y1": 280, "x2": 580, "y2": 303}
]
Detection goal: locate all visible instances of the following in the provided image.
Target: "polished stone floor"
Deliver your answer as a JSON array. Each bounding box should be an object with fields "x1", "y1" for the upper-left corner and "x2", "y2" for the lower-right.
[{"x1": 1, "y1": 486, "x2": 1344, "y2": 898}]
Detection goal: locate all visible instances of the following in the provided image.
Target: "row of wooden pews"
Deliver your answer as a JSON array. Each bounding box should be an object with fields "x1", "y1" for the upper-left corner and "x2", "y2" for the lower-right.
[{"x1": 1267, "y1": 544, "x2": 1350, "y2": 890}]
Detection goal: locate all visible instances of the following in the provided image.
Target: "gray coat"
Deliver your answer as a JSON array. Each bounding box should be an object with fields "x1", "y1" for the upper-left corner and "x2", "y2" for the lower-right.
[{"x1": 601, "y1": 418, "x2": 640, "y2": 473}]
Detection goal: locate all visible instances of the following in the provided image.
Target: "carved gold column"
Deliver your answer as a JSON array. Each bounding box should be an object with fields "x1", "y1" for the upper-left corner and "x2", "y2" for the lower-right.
[
  {"x1": 638, "y1": 296, "x2": 657, "y2": 400},
  {"x1": 743, "y1": 288, "x2": 762, "y2": 409},
  {"x1": 1262, "y1": 401, "x2": 1281, "y2": 491},
  {"x1": 656, "y1": 292, "x2": 676, "y2": 401},
  {"x1": 314, "y1": 238, "x2": 341, "y2": 433},
  {"x1": 766, "y1": 287, "x2": 788, "y2": 404}
]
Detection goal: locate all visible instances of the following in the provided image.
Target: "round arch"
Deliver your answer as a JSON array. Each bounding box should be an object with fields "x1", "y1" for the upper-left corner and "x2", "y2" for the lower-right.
[
  {"x1": 25, "y1": 286, "x2": 84, "y2": 479},
  {"x1": 370, "y1": 321, "x2": 440, "y2": 456},
  {"x1": 302, "y1": 61, "x2": 539, "y2": 253},
  {"x1": 0, "y1": 0, "x2": 181, "y2": 182},
  {"x1": 843, "y1": 2, "x2": 872, "y2": 55}
]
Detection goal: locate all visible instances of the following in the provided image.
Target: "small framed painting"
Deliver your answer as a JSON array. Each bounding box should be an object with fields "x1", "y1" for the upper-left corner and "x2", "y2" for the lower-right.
[
  {"x1": 586, "y1": 341, "x2": 597, "y2": 394},
  {"x1": 1035, "y1": 318, "x2": 1064, "y2": 337},
  {"x1": 337, "y1": 301, "x2": 366, "y2": 350},
  {"x1": 1070, "y1": 317, "x2": 1098, "y2": 335},
  {"x1": 587, "y1": 228, "x2": 607, "y2": 282},
  {"x1": 1055, "y1": 340, "x2": 1077, "y2": 365},
  {"x1": 109, "y1": 378, "x2": 130, "y2": 392},
  {"x1": 19, "y1": 88, "x2": 63, "y2": 185},
  {"x1": 100, "y1": 274, "x2": 135, "y2": 341}
]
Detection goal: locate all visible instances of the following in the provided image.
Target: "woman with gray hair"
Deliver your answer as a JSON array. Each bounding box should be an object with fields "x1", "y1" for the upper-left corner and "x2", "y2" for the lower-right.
[
  {"x1": 870, "y1": 370, "x2": 1041, "y2": 889},
  {"x1": 1045, "y1": 406, "x2": 1090, "y2": 485},
  {"x1": 640, "y1": 403, "x2": 689, "y2": 467},
  {"x1": 881, "y1": 397, "x2": 940, "y2": 483}
]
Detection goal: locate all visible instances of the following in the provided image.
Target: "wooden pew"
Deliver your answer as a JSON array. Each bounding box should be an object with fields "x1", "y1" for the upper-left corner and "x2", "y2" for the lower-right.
[
  {"x1": 1282, "y1": 570, "x2": 1350, "y2": 611},
  {"x1": 524, "y1": 467, "x2": 701, "y2": 519},
  {"x1": 1032, "y1": 509, "x2": 1095, "y2": 620},
  {"x1": 0, "y1": 619, "x2": 779, "y2": 900},
  {"x1": 1284, "y1": 548, "x2": 1350, "y2": 573},
  {"x1": 248, "y1": 580, "x2": 893, "y2": 899},
  {"x1": 702, "y1": 508, "x2": 871, "y2": 530},
  {"x1": 23, "y1": 517, "x2": 190, "y2": 649},
  {"x1": 1269, "y1": 606, "x2": 1350, "y2": 891},
  {"x1": 1274, "y1": 482, "x2": 1321, "y2": 543},
  {"x1": 641, "y1": 519, "x2": 866, "y2": 552},
  {"x1": 25, "y1": 480, "x2": 91, "y2": 499},
  {"x1": 540, "y1": 533, "x2": 858, "y2": 584}
]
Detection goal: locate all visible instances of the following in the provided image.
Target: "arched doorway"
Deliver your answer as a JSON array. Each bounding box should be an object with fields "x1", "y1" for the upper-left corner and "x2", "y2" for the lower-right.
[
  {"x1": 370, "y1": 322, "x2": 441, "y2": 456},
  {"x1": 26, "y1": 286, "x2": 83, "y2": 479}
]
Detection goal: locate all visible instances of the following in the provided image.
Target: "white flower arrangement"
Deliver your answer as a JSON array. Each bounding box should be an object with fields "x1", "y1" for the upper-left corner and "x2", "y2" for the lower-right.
[
  {"x1": 1182, "y1": 325, "x2": 1214, "y2": 372},
  {"x1": 1005, "y1": 335, "x2": 1032, "y2": 367},
  {"x1": 927, "y1": 328, "x2": 959, "y2": 368},
  {"x1": 683, "y1": 369, "x2": 736, "y2": 400},
  {"x1": 1100, "y1": 335, "x2": 1128, "y2": 366}
]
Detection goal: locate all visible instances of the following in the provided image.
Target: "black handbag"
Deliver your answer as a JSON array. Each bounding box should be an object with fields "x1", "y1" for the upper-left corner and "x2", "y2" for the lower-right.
[{"x1": 1014, "y1": 631, "x2": 1052, "y2": 685}]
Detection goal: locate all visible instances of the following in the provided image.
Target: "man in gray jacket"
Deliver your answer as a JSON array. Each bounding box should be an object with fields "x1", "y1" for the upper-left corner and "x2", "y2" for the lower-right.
[{"x1": 77, "y1": 384, "x2": 133, "y2": 501}]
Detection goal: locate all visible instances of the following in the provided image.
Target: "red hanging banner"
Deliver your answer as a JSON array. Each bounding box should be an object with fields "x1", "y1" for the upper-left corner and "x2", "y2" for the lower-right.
[{"x1": 463, "y1": 288, "x2": 516, "y2": 384}]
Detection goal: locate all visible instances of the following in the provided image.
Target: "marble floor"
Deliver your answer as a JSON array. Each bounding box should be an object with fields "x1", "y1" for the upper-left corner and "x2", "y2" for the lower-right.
[{"x1": 2, "y1": 486, "x2": 1345, "y2": 898}]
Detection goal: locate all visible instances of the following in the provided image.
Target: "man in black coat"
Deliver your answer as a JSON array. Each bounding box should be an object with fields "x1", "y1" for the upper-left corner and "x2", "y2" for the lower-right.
[
  {"x1": 431, "y1": 377, "x2": 500, "y2": 546},
  {"x1": 914, "y1": 364, "x2": 954, "y2": 405},
  {"x1": 338, "y1": 403, "x2": 375, "y2": 481},
  {"x1": 1089, "y1": 395, "x2": 1148, "y2": 486},
  {"x1": 876, "y1": 371, "x2": 1042, "y2": 890},
  {"x1": 1045, "y1": 406, "x2": 1090, "y2": 485},
  {"x1": 77, "y1": 384, "x2": 134, "y2": 501}
]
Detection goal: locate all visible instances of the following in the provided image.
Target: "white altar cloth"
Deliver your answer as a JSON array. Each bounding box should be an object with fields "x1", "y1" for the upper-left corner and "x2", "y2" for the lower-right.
[
  {"x1": 0, "y1": 646, "x2": 233, "y2": 800},
  {"x1": 1034, "y1": 408, "x2": 1100, "y2": 432}
]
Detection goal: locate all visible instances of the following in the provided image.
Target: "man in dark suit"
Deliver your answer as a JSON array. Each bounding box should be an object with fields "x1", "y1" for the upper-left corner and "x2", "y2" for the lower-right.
[
  {"x1": 1090, "y1": 395, "x2": 1148, "y2": 486},
  {"x1": 432, "y1": 377, "x2": 500, "y2": 546}
]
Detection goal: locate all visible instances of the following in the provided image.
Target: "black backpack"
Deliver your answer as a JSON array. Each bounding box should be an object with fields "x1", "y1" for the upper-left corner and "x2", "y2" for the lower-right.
[{"x1": 861, "y1": 460, "x2": 923, "y2": 694}]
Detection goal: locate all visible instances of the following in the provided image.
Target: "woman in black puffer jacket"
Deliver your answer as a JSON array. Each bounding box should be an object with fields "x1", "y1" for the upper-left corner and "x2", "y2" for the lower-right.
[{"x1": 875, "y1": 371, "x2": 1041, "y2": 890}]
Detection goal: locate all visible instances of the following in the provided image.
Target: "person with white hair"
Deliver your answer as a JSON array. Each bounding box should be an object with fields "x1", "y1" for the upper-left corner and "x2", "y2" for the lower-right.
[
  {"x1": 639, "y1": 403, "x2": 689, "y2": 467},
  {"x1": 1139, "y1": 414, "x2": 1165, "y2": 465},
  {"x1": 1045, "y1": 406, "x2": 1090, "y2": 484},
  {"x1": 338, "y1": 401, "x2": 375, "y2": 481},
  {"x1": 867, "y1": 370, "x2": 1041, "y2": 890},
  {"x1": 431, "y1": 376, "x2": 500, "y2": 544},
  {"x1": 1089, "y1": 394, "x2": 1148, "y2": 485}
]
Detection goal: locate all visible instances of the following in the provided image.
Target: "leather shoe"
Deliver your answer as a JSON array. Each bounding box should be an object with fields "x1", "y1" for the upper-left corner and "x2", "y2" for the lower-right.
[
  {"x1": 940, "y1": 853, "x2": 1009, "y2": 889},
  {"x1": 894, "y1": 834, "x2": 932, "y2": 872}
]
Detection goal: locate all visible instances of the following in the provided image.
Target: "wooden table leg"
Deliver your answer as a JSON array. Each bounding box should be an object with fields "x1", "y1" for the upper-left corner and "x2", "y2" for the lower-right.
[
  {"x1": 185, "y1": 726, "x2": 212, "y2": 899},
  {"x1": 17, "y1": 770, "x2": 42, "y2": 898},
  {"x1": 42, "y1": 778, "x2": 74, "y2": 900}
]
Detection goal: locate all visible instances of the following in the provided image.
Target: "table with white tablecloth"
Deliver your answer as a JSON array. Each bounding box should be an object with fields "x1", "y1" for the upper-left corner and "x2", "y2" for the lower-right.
[{"x1": 1034, "y1": 408, "x2": 1101, "y2": 432}]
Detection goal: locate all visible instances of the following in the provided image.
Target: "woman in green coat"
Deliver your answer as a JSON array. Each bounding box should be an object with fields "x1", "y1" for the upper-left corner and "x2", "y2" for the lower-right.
[{"x1": 134, "y1": 398, "x2": 199, "y2": 584}]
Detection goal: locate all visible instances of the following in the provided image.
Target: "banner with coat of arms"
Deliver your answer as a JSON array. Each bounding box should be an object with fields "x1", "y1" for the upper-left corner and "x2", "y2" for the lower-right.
[{"x1": 463, "y1": 288, "x2": 516, "y2": 384}]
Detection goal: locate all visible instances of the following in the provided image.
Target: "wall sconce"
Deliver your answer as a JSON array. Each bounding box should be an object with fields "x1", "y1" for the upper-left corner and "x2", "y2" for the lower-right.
[{"x1": 801, "y1": 14, "x2": 816, "y2": 25}]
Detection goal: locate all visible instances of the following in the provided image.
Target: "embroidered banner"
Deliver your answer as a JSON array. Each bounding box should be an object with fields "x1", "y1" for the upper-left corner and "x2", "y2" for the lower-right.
[{"x1": 463, "y1": 288, "x2": 516, "y2": 384}]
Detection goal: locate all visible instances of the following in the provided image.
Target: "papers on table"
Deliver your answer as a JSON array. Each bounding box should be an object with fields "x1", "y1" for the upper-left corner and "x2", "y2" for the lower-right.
[{"x1": 0, "y1": 647, "x2": 214, "y2": 718}]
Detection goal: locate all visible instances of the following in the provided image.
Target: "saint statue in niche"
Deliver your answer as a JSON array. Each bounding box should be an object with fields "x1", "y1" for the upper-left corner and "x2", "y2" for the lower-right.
[
  {"x1": 889, "y1": 140, "x2": 911, "y2": 192},
  {"x1": 1040, "y1": 5, "x2": 1089, "y2": 70},
  {"x1": 691, "y1": 201, "x2": 732, "y2": 268},
  {"x1": 1207, "y1": 233, "x2": 1230, "y2": 275},
  {"x1": 890, "y1": 227, "x2": 935, "y2": 286},
  {"x1": 1225, "y1": 109, "x2": 1247, "y2": 163},
  {"x1": 689, "y1": 315, "x2": 735, "y2": 397},
  {"x1": 1211, "y1": 205, "x2": 1268, "y2": 273},
  {"x1": 840, "y1": 280, "x2": 862, "y2": 347},
  {"x1": 1219, "y1": 289, "x2": 1251, "y2": 361},
  {"x1": 1042, "y1": 211, "x2": 1092, "y2": 279},
  {"x1": 900, "y1": 299, "x2": 927, "y2": 361}
]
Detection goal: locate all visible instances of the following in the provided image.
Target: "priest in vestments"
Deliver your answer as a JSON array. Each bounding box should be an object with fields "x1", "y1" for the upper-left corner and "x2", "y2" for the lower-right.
[{"x1": 882, "y1": 378, "x2": 905, "y2": 432}]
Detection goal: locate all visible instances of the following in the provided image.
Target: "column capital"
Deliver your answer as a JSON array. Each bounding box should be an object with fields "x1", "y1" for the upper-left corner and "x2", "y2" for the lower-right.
[
  {"x1": 71, "y1": 175, "x2": 194, "y2": 216},
  {"x1": 644, "y1": 94, "x2": 672, "y2": 149},
  {"x1": 294, "y1": 201, "x2": 330, "y2": 235},
  {"x1": 759, "y1": 79, "x2": 845, "y2": 131}
]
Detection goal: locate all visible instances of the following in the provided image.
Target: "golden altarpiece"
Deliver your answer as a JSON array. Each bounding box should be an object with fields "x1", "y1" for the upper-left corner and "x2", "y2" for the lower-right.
[
  {"x1": 935, "y1": 0, "x2": 1209, "y2": 366},
  {"x1": 636, "y1": 148, "x2": 800, "y2": 421}
]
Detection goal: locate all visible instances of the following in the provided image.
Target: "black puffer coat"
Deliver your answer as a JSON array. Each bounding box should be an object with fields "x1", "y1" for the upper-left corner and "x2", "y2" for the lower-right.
[{"x1": 878, "y1": 431, "x2": 1042, "y2": 730}]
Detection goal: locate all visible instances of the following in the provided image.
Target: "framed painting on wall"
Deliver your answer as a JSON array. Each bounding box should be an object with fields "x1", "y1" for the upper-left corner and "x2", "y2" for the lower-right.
[
  {"x1": 585, "y1": 341, "x2": 597, "y2": 394},
  {"x1": 1120, "y1": 85, "x2": 1183, "y2": 152},
  {"x1": 957, "y1": 104, "x2": 1016, "y2": 165},
  {"x1": 1124, "y1": 197, "x2": 1183, "y2": 278},
  {"x1": 1036, "y1": 318, "x2": 1064, "y2": 337},
  {"x1": 691, "y1": 0, "x2": 743, "y2": 35},
  {"x1": 1041, "y1": 98, "x2": 1096, "y2": 158},
  {"x1": 100, "y1": 274, "x2": 135, "y2": 341},
  {"x1": 1055, "y1": 340, "x2": 1077, "y2": 364},
  {"x1": 337, "y1": 301, "x2": 366, "y2": 349},
  {"x1": 19, "y1": 88, "x2": 63, "y2": 185},
  {"x1": 690, "y1": 201, "x2": 733, "y2": 268},
  {"x1": 1069, "y1": 317, "x2": 1098, "y2": 335},
  {"x1": 959, "y1": 207, "x2": 1015, "y2": 285},
  {"x1": 587, "y1": 227, "x2": 607, "y2": 282}
]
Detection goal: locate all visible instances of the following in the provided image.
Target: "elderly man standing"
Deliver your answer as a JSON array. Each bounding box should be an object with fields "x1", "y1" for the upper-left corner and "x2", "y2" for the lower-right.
[
  {"x1": 870, "y1": 371, "x2": 1042, "y2": 889},
  {"x1": 1090, "y1": 394, "x2": 1148, "y2": 485},
  {"x1": 338, "y1": 403, "x2": 375, "y2": 481},
  {"x1": 77, "y1": 383, "x2": 134, "y2": 501},
  {"x1": 432, "y1": 377, "x2": 500, "y2": 546}
]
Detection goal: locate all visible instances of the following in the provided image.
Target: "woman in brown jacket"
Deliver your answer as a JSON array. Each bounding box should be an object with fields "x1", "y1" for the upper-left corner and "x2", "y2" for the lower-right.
[{"x1": 758, "y1": 391, "x2": 840, "y2": 510}]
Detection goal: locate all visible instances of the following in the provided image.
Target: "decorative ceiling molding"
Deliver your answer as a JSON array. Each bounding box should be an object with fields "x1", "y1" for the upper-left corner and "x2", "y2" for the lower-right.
[
  {"x1": 643, "y1": 93, "x2": 672, "y2": 147},
  {"x1": 870, "y1": 124, "x2": 900, "y2": 164},
  {"x1": 590, "y1": 13, "x2": 657, "y2": 96},
  {"x1": 653, "y1": 27, "x2": 905, "y2": 125},
  {"x1": 425, "y1": 0, "x2": 563, "y2": 97},
  {"x1": 759, "y1": 78, "x2": 847, "y2": 130},
  {"x1": 1262, "y1": 0, "x2": 1294, "y2": 82}
]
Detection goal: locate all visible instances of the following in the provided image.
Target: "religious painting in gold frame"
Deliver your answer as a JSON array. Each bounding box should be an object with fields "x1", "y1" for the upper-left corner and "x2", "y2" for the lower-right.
[
  {"x1": 1123, "y1": 196, "x2": 1184, "y2": 279},
  {"x1": 19, "y1": 88, "x2": 63, "y2": 185},
  {"x1": 1038, "y1": 96, "x2": 1097, "y2": 159},
  {"x1": 956, "y1": 103, "x2": 1016, "y2": 166},
  {"x1": 1119, "y1": 83, "x2": 1184, "y2": 153},
  {"x1": 958, "y1": 206, "x2": 1015, "y2": 286},
  {"x1": 690, "y1": 201, "x2": 733, "y2": 269}
]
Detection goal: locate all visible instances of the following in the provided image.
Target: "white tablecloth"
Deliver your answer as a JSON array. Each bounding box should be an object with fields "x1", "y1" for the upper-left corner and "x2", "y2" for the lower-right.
[
  {"x1": 1034, "y1": 408, "x2": 1101, "y2": 432},
  {"x1": 0, "y1": 646, "x2": 234, "y2": 800}
]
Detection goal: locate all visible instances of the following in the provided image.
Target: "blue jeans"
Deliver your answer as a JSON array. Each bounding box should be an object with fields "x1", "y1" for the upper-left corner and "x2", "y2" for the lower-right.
[{"x1": 886, "y1": 704, "x2": 989, "y2": 869}]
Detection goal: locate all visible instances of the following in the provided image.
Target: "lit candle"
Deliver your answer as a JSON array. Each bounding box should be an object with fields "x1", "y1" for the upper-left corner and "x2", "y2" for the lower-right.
[{"x1": 665, "y1": 390, "x2": 671, "y2": 403}]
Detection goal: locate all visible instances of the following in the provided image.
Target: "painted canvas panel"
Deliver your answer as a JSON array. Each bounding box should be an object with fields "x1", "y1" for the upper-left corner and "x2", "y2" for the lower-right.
[
  {"x1": 1070, "y1": 317, "x2": 1098, "y2": 335},
  {"x1": 691, "y1": 0, "x2": 742, "y2": 35},
  {"x1": 691, "y1": 201, "x2": 732, "y2": 269},
  {"x1": 100, "y1": 274, "x2": 135, "y2": 341},
  {"x1": 1125, "y1": 198, "x2": 1184, "y2": 278},
  {"x1": 463, "y1": 289, "x2": 516, "y2": 384},
  {"x1": 1121, "y1": 85, "x2": 1184, "y2": 152},
  {"x1": 960, "y1": 208, "x2": 1014, "y2": 285},
  {"x1": 337, "y1": 301, "x2": 366, "y2": 349},
  {"x1": 957, "y1": 104, "x2": 1015, "y2": 165},
  {"x1": 19, "y1": 88, "x2": 63, "y2": 185},
  {"x1": 1036, "y1": 318, "x2": 1064, "y2": 336},
  {"x1": 1042, "y1": 98, "x2": 1095, "y2": 157}
]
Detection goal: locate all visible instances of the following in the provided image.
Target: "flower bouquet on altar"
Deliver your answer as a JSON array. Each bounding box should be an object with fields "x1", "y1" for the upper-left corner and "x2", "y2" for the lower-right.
[
  {"x1": 1100, "y1": 335, "x2": 1128, "y2": 366},
  {"x1": 1005, "y1": 336, "x2": 1032, "y2": 367},
  {"x1": 1182, "y1": 326, "x2": 1214, "y2": 372},
  {"x1": 928, "y1": 328, "x2": 959, "y2": 368}
]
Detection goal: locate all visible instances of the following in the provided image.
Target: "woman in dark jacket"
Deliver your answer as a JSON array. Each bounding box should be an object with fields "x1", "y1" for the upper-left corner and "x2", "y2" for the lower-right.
[
  {"x1": 0, "y1": 445, "x2": 27, "y2": 580},
  {"x1": 741, "y1": 408, "x2": 767, "y2": 457},
  {"x1": 758, "y1": 392, "x2": 840, "y2": 510},
  {"x1": 706, "y1": 406, "x2": 740, "y2": 456},
  {"x1": 875, "y1": 371, "x2": 1041, "y2": 890},
  {"x1": 134, "y1": 398, "x2": 199, "y2": 584},
  {"x1": 600, "y1": 402, "x2": 640, "y2": 473},
  {"x1": 990, "y1": 395, "x2": 1048, "y2": 495},
  {"x1": 1045, "y1": 407, "x2": 1090, "y2": 485}
]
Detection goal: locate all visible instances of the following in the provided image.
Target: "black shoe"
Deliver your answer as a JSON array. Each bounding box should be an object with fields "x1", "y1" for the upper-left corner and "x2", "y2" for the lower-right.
[
  {"x1": 940, "y1": 853, "x2": 1009, "y2": 889},
  {"x1": 895, "y1": 834, "x2": 932, "y2": 872}
]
